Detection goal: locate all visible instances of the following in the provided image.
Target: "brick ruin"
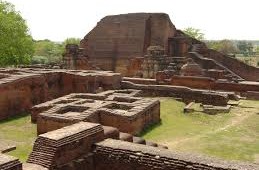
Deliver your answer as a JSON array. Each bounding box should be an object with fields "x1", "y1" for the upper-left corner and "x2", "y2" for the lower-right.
[
  {"x1": 1, "y1": 12, "x2": 259, "y2": 170},
  {"x1": 31, "y1": 89, "x2": 160, "y2": 135},
  {"x1": 0, "y1": 68, "x2": 120, "y2": 120},
  {"x1": 63, "y1": 12, "x2": 259, "y2": 100},
  {"x1": 0, "y1": 78, "x2": 258, "y2": 169},
  {"x1": 71, "y1": 13, "x2": 259, "y2": 81},
  {"x1": 79, "y1": 13, "x2": 175, "y2": 75}
]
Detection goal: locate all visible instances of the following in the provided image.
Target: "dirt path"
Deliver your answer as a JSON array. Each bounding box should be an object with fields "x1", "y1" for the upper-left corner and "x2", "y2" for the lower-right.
[{"x1": 164, "y1": 105, "x2": 257, "y2": 148}]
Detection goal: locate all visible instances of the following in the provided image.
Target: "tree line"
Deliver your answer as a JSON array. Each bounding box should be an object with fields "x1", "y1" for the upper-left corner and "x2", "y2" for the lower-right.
[
  {"x1": 0, "y1": 0, "x2": 80, "y2": 67},
  {"x1": 183, "y1": 27, "x2": 258, "y2": 56},
  {"x1": 32, "y1": 38, "x2": 80, "y2": 65}
]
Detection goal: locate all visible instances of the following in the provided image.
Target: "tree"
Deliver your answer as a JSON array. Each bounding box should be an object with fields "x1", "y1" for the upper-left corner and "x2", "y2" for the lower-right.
[
  {"x1": 34, "y1": 40, "x2": 63, "y2": 64},
  {"x1": 206, "y1": 39, "x2": 238, "y2": 54},
  {"x1": 237, "y1": 41, "x2": 254, "y2": 56},
  {"x1": 183, "y1": 27, "x2": 205, "y2": 41},
  {"x1": 63, "y1": 38, "x2": 81, "y2": 46},
  {"x1": 33, "y1": 38, "x2": 81, "y2": 65},
  {"x1": 0, "y1": 1, "x2": 34, "y2": 66}
]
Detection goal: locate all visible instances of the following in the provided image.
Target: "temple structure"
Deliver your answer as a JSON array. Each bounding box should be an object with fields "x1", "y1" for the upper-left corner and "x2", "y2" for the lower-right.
[{"x1": 1, "y1": 12, "x2": 259, "y2": 170}]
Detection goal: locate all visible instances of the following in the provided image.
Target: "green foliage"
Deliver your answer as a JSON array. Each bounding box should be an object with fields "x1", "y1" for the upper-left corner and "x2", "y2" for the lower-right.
[
  {"x1": 206, "y1": 39, "x2": 238, "y2": 54},
  {"x1": 31, "y1": 56, "x2": 49, "y2": 64},
  {"x1": 183, "y1": 27, "x2": 205, "y2": 41},
  {"x1": 33, "y1": 40, "x2": 63, "y2": 64},
  {"x1": 256, "y1": 46, "x2": 259, "y2": 55},
  {"x1": 0, "y1": 1, "x2": 34, "y2": 66},
  {"x1": 63, "y1": 37, "x2": 81, "y2": 46},
  {"x1": 237, "y1": 41, "x2": 254, "y2": 56},
  {"x1": 33, "y1": 37, "x2": 81, "y2": 65}
]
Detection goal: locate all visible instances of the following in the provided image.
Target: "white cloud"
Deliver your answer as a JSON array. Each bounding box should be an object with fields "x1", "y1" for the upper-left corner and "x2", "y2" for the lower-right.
[{"x1": 5, "y1": 0, "x2": 259, "y2": 41}]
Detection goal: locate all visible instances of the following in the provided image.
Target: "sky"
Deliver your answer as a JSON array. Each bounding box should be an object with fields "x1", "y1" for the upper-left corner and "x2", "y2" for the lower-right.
[{"x1": 5, "y1": 0, "x2": 259, "y2": 41}]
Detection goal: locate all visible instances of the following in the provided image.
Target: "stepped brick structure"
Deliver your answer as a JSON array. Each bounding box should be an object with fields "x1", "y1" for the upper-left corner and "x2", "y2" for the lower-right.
[
  {"x1": 0, "y1": 154, "x2": 22, "y2": 170},
  {"x1": 63, "y1": 12, "x2": 259, "y2": 99},
  {"x1": 27, "y1": 122, "x2": 104, "y2": 169},
  {"x1": 60, "y1": 12, "x2": 259, "y2": 85},
  {"x1": 0, "y1": 68, "x2": 121, "y2": 121},
  {"x1": 26, "y1": 122, "x2": 168, "y2": 170},
  {"x1": 31, "y1": 89, "x2": 160, "y2": 135},
  {"x1": 80, "y1": 13, "x2": 176, "y2": 75}
]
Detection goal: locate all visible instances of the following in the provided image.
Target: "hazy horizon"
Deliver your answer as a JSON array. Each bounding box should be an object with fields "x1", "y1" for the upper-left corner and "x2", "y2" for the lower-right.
[{"x1": 5, "y1": 0, "x2": 259, "y2": 42}]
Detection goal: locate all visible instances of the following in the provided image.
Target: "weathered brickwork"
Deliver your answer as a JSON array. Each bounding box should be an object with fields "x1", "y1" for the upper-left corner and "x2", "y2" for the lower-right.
[
  {"x1": 31, "y1": 89, "x2": 160, "y2": 135},
  {"x1": 121, "y1": 80, "x2": 231, "y2": 106},
  {"x1": 94, "y1": 139, "x2": 259, "y2": 170},
  {"x1": 80, "y1": 13, "x2": 176, "y2": 75},
  {"x1": 0, "y1": 154, "x2": 22, "y2": 170},
  {"x1": 0, "y1": 68, "x2": 121, "y2": 120}
]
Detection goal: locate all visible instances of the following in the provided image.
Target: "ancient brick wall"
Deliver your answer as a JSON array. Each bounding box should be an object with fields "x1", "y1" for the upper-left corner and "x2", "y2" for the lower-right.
[
  {"x1": 0, "y1": 69, "x2": 121, "y2": 121},
  {"x1": 169, "y1": 76, "x2": 259, "y2": 93},
  {"x1": 121, "y1": 80, "x2": 229, "y2": 106},
  {"x1": 207, "y1": 49, "x2": 259, "y2": 81},
  {"x1": 214, "y1": 81, "x2": 259, "y2": 92},
  {"x1": 170, "y1": 75, "x2": 214, "y2": 89},
  {"x1": 123, "y1": 77, "x2": 157, "y2": 85},
  {"x1": 80, "y1": 13, "x2": 176, "y2": 75},
  {"x1": 94, "y1": 139, "x2": 259, "y2": 170}
]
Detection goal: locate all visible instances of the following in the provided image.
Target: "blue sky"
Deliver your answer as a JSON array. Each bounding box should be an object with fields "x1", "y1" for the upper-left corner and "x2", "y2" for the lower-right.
[{"x1": 6, "y1": 0, "x2": 259, "y2": 41}]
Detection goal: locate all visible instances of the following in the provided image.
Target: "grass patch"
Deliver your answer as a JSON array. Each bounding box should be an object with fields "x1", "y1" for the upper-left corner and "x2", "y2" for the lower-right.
[
  {"x1": 141, "y1": 98, "x2": 259, "y2": 163},
  {"x1": 0, "y1": 114, "x2": 36, "y2": 162}
]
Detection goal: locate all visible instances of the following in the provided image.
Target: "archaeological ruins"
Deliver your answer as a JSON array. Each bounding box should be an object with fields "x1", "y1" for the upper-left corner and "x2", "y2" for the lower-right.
[{"x1": 1, "y1": 13, "x2": 259, "y2": 170}]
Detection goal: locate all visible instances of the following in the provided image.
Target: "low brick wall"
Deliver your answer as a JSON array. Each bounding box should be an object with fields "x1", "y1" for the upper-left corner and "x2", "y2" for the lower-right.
[
  {"x1": 171, "y1": 75, "x2": 214, "y2": 89},
  {"x1": 0, "y1": 68, "x2": 121, "y2": 121},
  {"x1": 123, "y1": 77, "x2": 157, "y2": 85},
  {"x1": 94, "y1": 139, "x2": 259, "y2": 170},
  {"x1": 122, "y1": 81, "x2": 229, "y2": 106}
]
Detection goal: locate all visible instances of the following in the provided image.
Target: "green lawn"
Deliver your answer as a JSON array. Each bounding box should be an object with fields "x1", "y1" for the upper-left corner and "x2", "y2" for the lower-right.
[
  {"x1": 141, "y1": 98, "x2": 259, "y2": 163},
  {"x1": 0, "y1": 114, "x2": 37, "y2": 162}
]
